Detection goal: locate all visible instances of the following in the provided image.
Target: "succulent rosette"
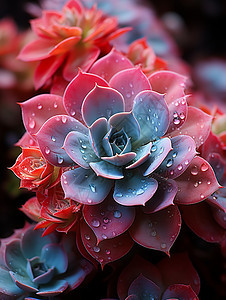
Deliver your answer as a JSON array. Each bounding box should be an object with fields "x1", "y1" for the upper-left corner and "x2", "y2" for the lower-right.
[
  {"x1": 18, "y1": 0, "x2": 130, "y2": 90},
  {"x1": 18, "y1": 50, "x2": 220, "y2": 265},
  {"x1": 113, "y1": 253, "x2": 200, "y2": 300},
  {"x1": 0, "y1": 224, "x2": 94, "y2": 298},
  {"x1": 10, "y1": 147, "x2": 61, "y2": 191}
]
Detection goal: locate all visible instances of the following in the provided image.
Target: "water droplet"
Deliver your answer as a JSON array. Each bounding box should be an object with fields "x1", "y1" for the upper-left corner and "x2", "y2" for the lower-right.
[
  {"x1": 161, "y1": 243, "x2": 167, "y2": 249},
  {"x1": 175, "y1": 102, "x2": 179, "y2": 107},
  {"x1": 29, "y1": 119, "x2": 36, "y2": 129},
  {"x1": 57, "y1": 155, "x2": 64, "y2": 164},
  {"x1": 151, "y1": 145, "x2": 157, "y2": 152},
  {"x1": 51, "y1": 136, "x2": 56, "y2": 142},
  {"x1": 188, "y1": 146, "x2": 191, "y2": 152},
  {"x1": 166, "y1": 159, "x2": 173, "y2": 167},
  {"x1": 194, "y1": 182, "x2": 199, "y2": 188},
  {"x1": 191, "y1": 166, "x2": 198, "y2": 175},
  {"x1": 62, "y1": 116, "x2": 67, "y2": 123},
  {"x1": 173, "y1": 118, "x2": 180, "y2": 125},
  {"x1": 80, "y1": 149, "x2": 85, "y2": 154},
  {"x1": 71, "y1": 109, "x2": 76, "y2": 116},
  {"x1": 177, "y1": 164, "x2": 183, "y2": 171},
  {"x1": 154, "y1": 126, "x2": 158, "y2": 132},
  {"x1": 173, "y1": 112, "x2": 178, "y2": 118},
  {"x1": 93, "y1": 246, "x2": 100, "y2": 253},
  {"x1": 170, "y1": 170, "x2": 174, "y2": 176},
  {"x1": 81, "y1": 144, "x2": 87, "y2": 149},
  {"x1": 207, "y1": 181, "x2": 211, "y2": 185},
  {"x1": 113, "y1": 210, "x2": 122, "y2": 218},
  {"x1": 115, "y1": 192, "x2": 123, "y2": 197},
  {"x1": 200, "y1": 194, "x2": 205, "y2": 199},
  {"x1": 151, "y1": 231, "x2": 157, "y2": 237},
  {"x1": 53, "y1": 102, "x2": 58, "y2": 108},
  {"x1": 91, "y1": 219, "x2": 100, "y2": 227},
  {"x1": 85, "y1": 234, "x2": 90, "y2": 240},
  {"x1": 126, "y1": 92, "x2": 131, "y2": 98},
  {"x1": 201, "y1": 163, "x2": 208, "y2": 172},
  {"x1": 103, "y1": 217, "x2": 109, "y2": 224},
  {"x1": 159, "y1": 147, "x2": 164, "y2": 154},
  {"x1": 146, "y1": 115, "x2": 150, "y2": 121},
  {"x1": 105, "y1": 249, "x2": 111, "y2": 255},
  {"x1": 185, "y1": 159, "x2": 189, "y2": 165},
  {"x1": 89, "y1": 184, "x2": 96, "y2": 193},
  {"x1": 45, "y1": 146, "x2": 50, "y2": 154},
  {"x1": 102, "y1": 234, "x2": 107, "y2": 240},
  {"x1": 180, "y1": 112, "x2": 185, "y2": 119},
  {"x1": 87, "y1": 199, "x2": 92, "y2": 204},
  {"x1": 82, "y1": 155, "x2": 87, "y2": 161},
  {"x1": 37, "y1": 103, "x2": 43, "y2": 110},
  {"x1": 172, "y1": 152, "x2": 177, "y2": 158},
  {"x1": 136, "y1": 188, "x2": 144, "y2": 195}
]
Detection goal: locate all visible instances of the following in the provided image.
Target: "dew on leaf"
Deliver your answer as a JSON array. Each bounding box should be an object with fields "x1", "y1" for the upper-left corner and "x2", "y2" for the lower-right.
[
  {"x1": 136, "y1": 188, "x2": 144, "y2": 195},
  {"x1": 177, "y1": 164, "x2": 183, "y2": 171},
  {"x1": 91, "y1": 219, "x2": 100, "y2": 228},
  {"x1": 151, "y1": 230, "x2": 157, "y2": 237},
  {"x1": 185, "y1": 159, "x2": 189, "y2": 165},
  {"x1": 53, "y1": 102, "x2": 58, "y2": 108},
  {"x1": 89, "y1": 184, "x2": 96, "y2": 193},
  {"x1": 191, "y1": 166, "x2": 198, "y2": 175},
  {"x1": 201, "y1": 163, "x2": 209, "y2": 172},
  {"x1": 102, "y1": 234, "x2": 107, "y2": 240},
  {"x1": 62, "y1": 116, "x2": 67, "y2": 123},
  {"x1": 172, "y1": 152, "x2": 177, "y2": 158},
  {"x1": 113, "y1": 210, "x2": 122, "y2": 218},
  {"x1": 161, "y1": 243, "x2": 167, "y2": 249},
  {"x1": 103, "y1": 217, "x2": 109, "y2": 224},
  {"x1": 57, "y1": 155, "x2": 64, "y2": 164},
  {"x1": 45, "y1": 146, "x2": 50, "y2": 154},
  {"x1": 29, "y1": 119, "x2": 36, "y2": 129},
  {"x1": 166, "y1": 159, "x2": 173, "y2": 167},
  {"x1": 51, "y1": 136, "x2": 56, "y2": 142},
  {"x1": 105, "y1": 249, "x2": 111, "y2": 255},
  {"x1": 151, "y1": 145, "x2": 157, "y2": 152},
  {"x1": 37, "y1": 103, "x2": 43, "y2": 110},
  {"x1": 85, "y1": 234, "x2": 90, "y2": 240},
  {"x1": 93, "y1": 246, "x2": 100, "y2": 253},
  {"x1": 115, "y1": 192, "x2": 123, "y2": 197}
]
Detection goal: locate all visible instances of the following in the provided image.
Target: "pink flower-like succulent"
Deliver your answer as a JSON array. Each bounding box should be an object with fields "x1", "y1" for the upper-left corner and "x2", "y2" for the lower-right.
[
  {"x1": 18, "y1": 0, "x2": 130, "y2": 90},
  {"x1": 18, "y1": 50, "x2": 220, "y2": 265}
]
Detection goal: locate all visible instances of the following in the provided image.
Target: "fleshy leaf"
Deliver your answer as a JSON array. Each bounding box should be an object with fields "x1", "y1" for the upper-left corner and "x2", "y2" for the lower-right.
[
  {"x1": 181, "y1": 202, "x2": 225, "y2": 243},
  {"x1": 63, "y1": 131, "x2": 99, "y2": 168},
  {"x1": 208, "y1": 188, "x2": 226, "y2": 213},
  {"x1": 90, "y1": 160, "x2": 124, "y2": 179},
  {"x1": 130, "y1": 205, "x2": 181, "y2": 254},
  {"x1": 128, "y1": 274, "x2": 161, "y2": 299},
  {"x1": 142, "y1": 138, "x2": 172, "y2": 176},
  {"x1": 102, "y1": 152, "x2": 136, "y2": 167},
  {"x1": 80, "y1": 220, "x2": 134, "y2": 268},
  {"x1": 63, "y1": 46, "x2": 100, "y2": 81},
  {"x1": 36, "y1": 279, "x2": 68, "y2": 296},
  {"x1": 61, "y1": 167, "x2": 113, "y2": 205},
  {"x1": 10, "y1": 271, "x2": 38, "y2": 292},
  {"x1": 110, "y1": 67, "x2": 151, "y2": 111},
  {"x1": 168, "y1": 107, "x2": 212, "y2": 148},
  {"x1": 109, "y1": 111, "x2": 140, "y2": 142},
  {"x1": 83, "y1": 194, "x2": 135, "y2": 243},
  {"x1": 143, "y1": 177, "x2": 178, "y2": 213},
  {"x1": 21, "y1": 227, "x2": 57, "y2": 259},
  {"x1": 40, "y1": 244, "x2": 68, "y2": 274},
  {"x1": 64, "y1": 70, "x2": 109, "y2": 122},
  {"x1": 36, "y1": 115, "x2": 88, "y2": 167},
  {"x1": 133, "y1": 91, "x2": 169, "y2": 145},
  {"x1": 89, "y1": 117, "x2": 108, "y2": 157},
  {"x1": 5, "y1": 240, "x2": 27, "y2": 275},
  {"x1": 20, "y1": 94, "x2": 66, "y2": 136},
  {"x1": 34, "y1": 54, "x2": 66, "y2": 90},
  {"x1": 156, "y1": 135, "x2": 196, "y2": 179},
  {"x1": 148, "y1": 70, "x2": 186, "y2": 104},
  {"x1": 0, "y1": 267, "x2": 23, "y2": 296},
  {"x1": 167, "y1": 95, "x2": 189, "y2": 133},
  {"x1": 113, "y1": 170, "x2": 158, "y2": 206},
  {"x1": 175, "y1": 157, "x2": 221, "y2": 204},
  {"x1": 82, "y1": 85, "x2": 125, "y2": 127},
  {"x1": 126, "y1": 141, "x2": 152, "y2": 169},
  {"x1": 162, "y1": 284, "x2": 198, "y2": 300},
  {"x1": 117, "y1": 255, "x2": 162, "y2": 300},
  {"x1": 157, "y1": 253, "x2": 200, "y2": 294},
  {"x1": 89, "y1": 48, "x2": 134, "y2": 81}
]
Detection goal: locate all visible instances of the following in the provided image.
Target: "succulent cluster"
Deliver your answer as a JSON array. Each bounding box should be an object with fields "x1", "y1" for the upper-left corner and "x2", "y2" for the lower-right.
[{"x1": 0, "y1": 0, "x2": 225, "y2": 299}]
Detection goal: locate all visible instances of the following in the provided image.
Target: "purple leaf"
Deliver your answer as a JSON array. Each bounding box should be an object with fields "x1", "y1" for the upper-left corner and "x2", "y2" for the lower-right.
[
  {"x1": 63, "y1": 70, "x2": 109, "y2": 122},
  {"x1": 89, "y1": 48, "x2": 134, "y2": 81},
  {"x1": 128, "y1": 274, "x2": 161, "y2": 299},
  {"x1": 0, "y1": 267, "x2": 23, "y2": 296},
  {"x1": 63, "y1": 131, "x2": 99, "y2": 168},
  {"x1": 36, "y1": 115, "x2": 88, "y2": 167},
  {"x1": 80, "y1": 220, "x2": 134, "y2": 268},
  {"x1": 133, "y1": 91, "x2": 169, "y2": 145},
  {"x1": 162, "y1": 284, "x2": 198, "y2": 300},
  {"x1": 5, "y1": 240, "x2": 27, "y2": 275},
  {"x1": 130, "y1": 205, "x2": 181, "y2": 254},
  {"x1": 143, "y1": 177, "x2": 178, "y2": 213},
  {"x1": 113, "y1": 170, "x2": 158, "y2": 206},
  {"x1": 20, "y1": 94, "x2": 66, "y2": 137},
  {"x1": 90, "y1": 160, "x2": 124, "y2": 179},
  {"x1": 126, "y1": 142, "x2": 152, "y2": 169},
  {"x1": 168, "y1": 107, "x2": 212, "y2": 148},
  {"x1": 109, "y1": 111, "x2": 140, "y2": 142},
  {"x1": 61, "y1": 167, "x2": 113, "y2": 205},
  {"x1": 102, "y1": 152, "x2": 136, "y2": 167},
  {"x1": 175, "y1": 157, "x2": 221, "y2": 204},
  {"x1": 110, "y1": 67, "x2": 151, "y2": 111},
  {"x1": 82, "y1": 85, "x2": 125, "y2": 126},
  {"x1": 156, "y1": 135, "x2": 196, "y2": 179},
  {"x1": 36, "y1": 279, "x2": 68, "y2": 296},
  {"x1": 83, "y1": 194, "x2": 135, "y2": 243}
]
